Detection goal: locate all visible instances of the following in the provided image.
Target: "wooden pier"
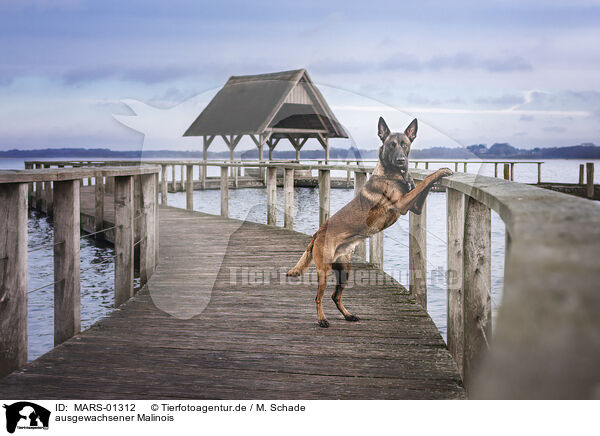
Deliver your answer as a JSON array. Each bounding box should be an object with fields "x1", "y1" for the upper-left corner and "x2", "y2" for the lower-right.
[
  {"x1": 1, "y1": 161, "x2": 599, "y2": 399},
  {"x1": 0, "y1": 205, "x2": 464, "y2": 399}
]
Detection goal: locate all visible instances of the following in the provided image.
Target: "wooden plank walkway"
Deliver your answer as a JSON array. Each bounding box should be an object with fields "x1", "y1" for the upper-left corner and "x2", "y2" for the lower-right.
[{"x1": 0, "y1": 205, "x2": 464, "y2": 399}]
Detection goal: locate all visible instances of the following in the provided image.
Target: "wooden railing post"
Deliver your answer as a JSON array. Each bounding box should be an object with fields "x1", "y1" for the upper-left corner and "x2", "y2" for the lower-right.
[
  {"x1": 160, "y1": 164, "x2": 168, "y2": 206},
  {"x1": 447, "y1": 188, "x2": 464, "y2": 377},
  {"x1": 510, "y1": 163, "x2": 515, "y2": 181},
  {"x1": 284, "y1": 168, "x2": 294, "y2": 229},
  {"x1": 34, "y1": 163, "x2": 42, "y2": 210},
  {"x1": 503, "y1": 164, "x2": 510, "y2": 180},
  {"x1": 537, "y1": 162, "x2": 542, "y2": 184},
  {"x1": 154, "y1": 172, "x2": 159, "y2": 262},
  {"x1": 171, "y1": 165, "x2": 177, "y2": 192},
  {"x1": 24, "y1": 163, "x2": 34, "y2": 204},
  {"x1": 0, "y1": 182, "x2": 28, "y2": 378},
  {"x1": 105, "y1": 176, "x2": 114, "y2": 195},
  {"x1": 409, "y1": 203, "x2": 427, "y2": 308},
  {"x1": 94, "y1": 171, "x2": 104, "y2": 238},
  {"x1": 579, "y1": 164, "x2": 585, "y2": 184},
  {"x1": 53, "y1": 179, "x2": 81, "y2": 346},
  {"x1": 354, "y1": 171, "x2": 367, "y2": 260},
  {"x1": 318, "y1": 169, "x2": 330, "y2": 226},
  {"x1": 186, "y1": 164, "x2": 194, "y2": 210},
  {"x1": 220, "y1": 166, "x2": 229, "y2": 218},
  {"x1": 140, "y1": 174, "x2": 156, "y2": 286},
  {"x1": 462, "y1": 195, "x2": 491, "y2": 391},
  {"x1": 346, "y1": 162, "x2": 351, "y2": 187},
  {"x1": 114, "y1": 175, "x2": 134, "y2": 307},
  {"x1": 586, "y1": 162, "x2": 594, "y2": 198},
  {"x1": 463, "y1": 162, "x2": 467, "y2": 173},
  {"x1": 369, "y1": 232, "x2": 384, "y2": 269},
  {"x1": 494, "y1": 162, "x2": 498, "y2": 178},
  {"x1": 133, "y1": 175, "x2": 142, "y2": 273},
  {"x1": 43, "y1": 163, "x2": 53, "y2": 217},
  {"x1": 180, "y1": 165, "x2": 185, "y2": 192},
  {"x1": 267, "y1": 166, "x2": 277, "y2": 226},
  {"x1": 201, "y1": 163, "x2": 207, "y2": 190}
]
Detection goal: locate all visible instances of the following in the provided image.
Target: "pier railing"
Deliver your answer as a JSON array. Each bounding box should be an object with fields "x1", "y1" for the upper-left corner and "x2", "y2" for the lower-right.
[
  {"x1": 14, "y1": 159, "x2": 600, "y2": 398},
  {"x1": 0, "y1": 166, "x2": 160, "y2": 378}
]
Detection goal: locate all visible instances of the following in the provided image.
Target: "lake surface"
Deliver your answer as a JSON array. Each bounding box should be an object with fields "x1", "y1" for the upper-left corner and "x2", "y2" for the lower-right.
[{"x1": 2, "y1": 157, "x2": 597, "y2": 360}]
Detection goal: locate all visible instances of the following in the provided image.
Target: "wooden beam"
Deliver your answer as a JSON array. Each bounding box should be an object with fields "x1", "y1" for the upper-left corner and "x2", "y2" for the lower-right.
[
  {"x1": 462, "y1": 195, "x2": 491, "y2": 392},
  {"x1": 160, "y1": 165, "x2": 168, "y2": 206},
  {"x1": 154, "y1": 172, "x2": 159, "y2": 263},
  {"x1": 134, "y1": 175, "x2": 142, "y2": 273},
  {"x1": 140, "y1": 174, "x2": 156, "y2": 286},
  {"x1": 354, "y1": 171, "x2": 367, "y2": 260},
  {"x1": 369, "y1": 232, "x2": 384, "y2": 270},
  {"x1": 94, "y1": 171, "x2": 104, "y2": 238},
  {"x1": 53, "y1": 179, "x2": 81, "y2": 346},
  {"x1": 409, "y1": 202, "x2": 427, "y2": 309},
  {"x1": 267, "y1": 166, "x2": 277, "y2": 226},
  {"x1": 284, "y1": 168, "x2": 294, "y2": 229},
  {"x1": 586, "y1": 162, "x2": 595, "y2": 198},
  {"x1": 0, "y1": 182, "x2": 28, "y2": 377},
  {"x1": 220, "y1": 166, "x2": 228, "y2": 218},
  {"x1": 186, "y1": 164, "x2": 194, "y2": 210},
  {"x1": 114, "y1": 175, "x2": 134, "y2": 307},
  {"x1": 447, "y1": 188, "x2": 464, "y2": 378},
  {"x1": 318, "y1": 169, "x2": 330, "y2": 226}
]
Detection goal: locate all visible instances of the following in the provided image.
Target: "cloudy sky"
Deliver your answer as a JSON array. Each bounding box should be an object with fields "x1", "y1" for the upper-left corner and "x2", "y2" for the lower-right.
[{"x1": 1, "y1": 0, "x2": 599, "y2": 152}]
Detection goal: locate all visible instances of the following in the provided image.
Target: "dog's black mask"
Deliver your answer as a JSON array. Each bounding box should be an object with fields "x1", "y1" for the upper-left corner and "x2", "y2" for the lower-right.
[{"x1": 377, "y1": 117, "x2": 417, "y2": 187}]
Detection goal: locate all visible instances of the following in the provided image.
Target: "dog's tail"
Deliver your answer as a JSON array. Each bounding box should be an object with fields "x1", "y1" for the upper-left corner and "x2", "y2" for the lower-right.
[{"x1": 286, "y1": 233, "x2": 316, "y2": 277}]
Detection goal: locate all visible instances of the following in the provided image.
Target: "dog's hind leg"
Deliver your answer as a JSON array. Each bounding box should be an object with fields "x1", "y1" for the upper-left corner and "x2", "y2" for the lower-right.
[
  {"x1": 332, "y1": 257, "x2": 360, "y2": 322},
  {"x1": 315, "y1": 266, "x2": 331, "y2": 328}
]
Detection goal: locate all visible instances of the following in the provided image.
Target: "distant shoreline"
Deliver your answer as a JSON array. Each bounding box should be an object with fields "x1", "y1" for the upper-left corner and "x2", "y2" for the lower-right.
[{"x1": 1, "y1": 143, "x2": 600, "y2": 160}]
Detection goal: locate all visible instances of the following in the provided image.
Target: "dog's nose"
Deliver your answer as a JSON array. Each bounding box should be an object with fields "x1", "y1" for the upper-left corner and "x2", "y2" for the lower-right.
[{"x1": 396, "y1": 157, "x2": 406, "y2": 165}]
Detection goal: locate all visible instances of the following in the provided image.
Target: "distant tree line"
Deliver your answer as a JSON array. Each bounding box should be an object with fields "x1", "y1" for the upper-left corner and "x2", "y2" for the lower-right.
[{"x1": 2, "y1": 143, "x2": 600, "y2": 160}]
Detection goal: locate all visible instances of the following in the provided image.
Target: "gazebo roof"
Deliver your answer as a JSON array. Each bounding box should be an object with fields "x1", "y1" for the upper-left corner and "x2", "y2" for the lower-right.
[{"x1": 183, "y1": 69, "x2": 347, "y2": 138}]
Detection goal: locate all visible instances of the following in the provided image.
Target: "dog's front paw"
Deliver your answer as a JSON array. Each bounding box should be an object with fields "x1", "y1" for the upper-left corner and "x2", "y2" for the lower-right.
[
  {"x1": 317, "y1": 319, "x2": 330, "y2": 328},
  {"x1": 286, "y1": 269, "x2": 301, "y2": 277},
  {"x1": 436, "y1": 168, "x2": 453, "y2": 178},
  {"x1": 344, "y1": 314, "x2": 360, "y2": 322}
]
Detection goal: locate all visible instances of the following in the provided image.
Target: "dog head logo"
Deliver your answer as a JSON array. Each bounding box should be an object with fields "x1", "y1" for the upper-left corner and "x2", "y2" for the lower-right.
[{"x1": 3, "y1": 402, "x2": 50, "y2": 434}]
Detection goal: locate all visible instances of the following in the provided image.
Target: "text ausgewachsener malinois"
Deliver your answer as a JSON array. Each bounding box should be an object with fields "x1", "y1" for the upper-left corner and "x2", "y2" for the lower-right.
[{"x1": 287, "y1": 117, "x2": 453, "y2": 327}]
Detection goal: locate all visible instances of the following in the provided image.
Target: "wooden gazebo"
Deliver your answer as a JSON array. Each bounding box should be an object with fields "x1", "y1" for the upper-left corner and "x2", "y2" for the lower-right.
[{"x1": 183, "y1": 69, "x2": 347, "y2": 162}]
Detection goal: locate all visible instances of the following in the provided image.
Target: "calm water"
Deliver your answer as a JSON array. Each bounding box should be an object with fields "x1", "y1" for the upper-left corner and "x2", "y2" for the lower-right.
[{"x1": 1, "y1": 157, "x2": 597, "y2": 359}]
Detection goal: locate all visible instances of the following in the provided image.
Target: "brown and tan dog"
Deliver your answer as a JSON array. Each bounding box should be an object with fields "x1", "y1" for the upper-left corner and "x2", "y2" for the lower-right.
[{"x1": 287, "y1": 117, "x2": 453, "y2": 327}]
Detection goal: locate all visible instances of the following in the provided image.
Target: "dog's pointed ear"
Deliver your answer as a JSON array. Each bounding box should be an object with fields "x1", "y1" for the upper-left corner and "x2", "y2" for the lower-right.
[
  {"x1": 378, "y1": 117, "x2": 390, "y2": 142},
  {"x1": 404, "y1": 118, "x2": 418, "y2": 142}
]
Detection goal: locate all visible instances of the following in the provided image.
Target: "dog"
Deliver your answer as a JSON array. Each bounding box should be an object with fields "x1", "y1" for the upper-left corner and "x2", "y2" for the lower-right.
[{"x1": 287, "y1": 117, "x2": 453, "y2": 327}]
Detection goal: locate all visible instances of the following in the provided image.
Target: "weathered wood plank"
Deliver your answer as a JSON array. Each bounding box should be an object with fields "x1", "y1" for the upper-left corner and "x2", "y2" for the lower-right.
[
  {"x1": 160, "y1": 164, "x2": 168, "y2": 206},
  {"x1": 0, "y1": 183, "x2": 28, "y2": 377},
  {"x1": 114, "y1": 175, "x2": 134, "y2": 306},
  {"x1": 354, "y1": 171, "x2": 367, "y2": 260},
  {"x1": 409, "y1": 203, "x2": 427, "y2": 309},
  {"x1": 318, "y1": 169, "x2": 330, "y2": 226},
  {"x1": 186, "y1": 164, "x2": 194, "y2": 210},
  {"x1": 267, "y1": 166, "x2": 277, "y2": 226},
  {"x1": 140, "y1": 174, "x2": 156, "y2": 286},
  {"x1": 53, "y1": 180, "x2": 81, "y2": 346},
  {"x1": 220, "y1": 166, "x2": 229, "y2": 218},
  {"x1": 284, "y1": 168, "x2": 294, "y2": 230},
  {"x1": 446, "y1": 188, "x2": 464, "y2": 377},
  {"x1": 462, "y1": 195, "x2": 491, "y2": 392},
  {"x1": 94, "y1": 172, "x2": 104, "y2": 237}
]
